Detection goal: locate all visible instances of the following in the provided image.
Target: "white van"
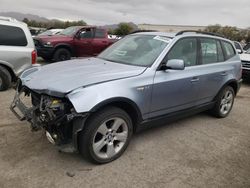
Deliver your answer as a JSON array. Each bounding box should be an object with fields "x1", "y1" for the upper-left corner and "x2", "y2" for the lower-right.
[{"x1": 0, "y1": 16, "x2": 36, "y2": 91}]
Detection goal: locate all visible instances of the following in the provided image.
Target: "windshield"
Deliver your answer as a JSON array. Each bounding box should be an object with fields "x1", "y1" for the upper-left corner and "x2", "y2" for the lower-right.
[
  {"x1": 246, "y1": 48, "x2": 250, "y2": 54},
  {"x1": 38, "y1": 30, "x2": 53, "y2": 36},
  {"x1": 60, "y1": 26, "x2": 80, "y2": 36},
  {"x1": 98, "y1": 35, "x2": 170, "y2": 67}
]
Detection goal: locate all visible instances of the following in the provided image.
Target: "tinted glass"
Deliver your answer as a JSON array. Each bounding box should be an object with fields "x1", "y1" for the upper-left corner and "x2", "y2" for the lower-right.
[
  {"x1": 222, "y1": 41, "x2": 236, "y2": 60},
  {"x1": 167, "y1": 38, "x2": 197, "y2": 67},
  {"x1": 95, "y1": 29, "x2": 105, "y2": 38},
  {"x1": 80, "y1": 29, "x2": 93, "y2": 38},
  {"x1": 98, "y1": 35, "x2": 170, "y2": 67},
  {"x1": 234, "y1": 41, "x2": 241, "y2": 50},
  {"x1": 60, "y1": 26, "x2": 79, "y2": 36},
  {"x1": 217, "y1": 40, "x2": 224, "y2": 62},
  {"x1": 0, "y1": 25, "x2": 27, "y2": 46},
  {"x1": 243, "y1": 43, "x2": 250, "y2": 51}
]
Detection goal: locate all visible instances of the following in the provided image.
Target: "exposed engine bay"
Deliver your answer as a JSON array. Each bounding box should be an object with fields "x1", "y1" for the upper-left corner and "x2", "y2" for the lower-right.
[{"x1": 10, "y1": 82, "x2": 87, "y2": 150}]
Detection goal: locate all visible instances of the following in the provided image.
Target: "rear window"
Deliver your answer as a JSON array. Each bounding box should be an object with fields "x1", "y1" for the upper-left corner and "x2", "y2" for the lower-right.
[
  {"x1": 0, "y1": 25, "x2": 27, "y2": 46},
  {"x1": 221, "y1": 41, "x2": 236, "y2": 60}
]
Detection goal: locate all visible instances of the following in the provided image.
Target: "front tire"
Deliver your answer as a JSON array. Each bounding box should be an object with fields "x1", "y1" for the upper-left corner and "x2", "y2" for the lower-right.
[
  {"x1": 211, "y1": 86, "x2": 235, "y2": 118},
  {"x1": 53, "y1": 48, "x2": 71, "y2": 62},
  {"x1": 0, "y1": 65, "x2": 11, "y2": 91},
  {"x1": 79, "y1": 107, "x2": 133, "y2": 164}
]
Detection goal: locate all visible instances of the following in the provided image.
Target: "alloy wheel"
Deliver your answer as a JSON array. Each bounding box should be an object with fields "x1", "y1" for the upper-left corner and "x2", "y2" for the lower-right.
[
  {"x1": 92, "y1": 117, "x2": 128, "y2": 159},
  {"x1": 219, "y1": 89, "x2": 234, "y2": 115}
]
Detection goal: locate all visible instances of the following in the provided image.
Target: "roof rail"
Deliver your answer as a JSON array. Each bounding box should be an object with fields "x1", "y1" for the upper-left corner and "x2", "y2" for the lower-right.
[
  {"x1": 175, "y1": 30, "x2": 225, "y2": 38},
  {"x1": 0, "y1": 16, "x2": 18, "y2": 22},
  {"x1": 130, "y1": 29, "x2": 158, "y2": 34}
]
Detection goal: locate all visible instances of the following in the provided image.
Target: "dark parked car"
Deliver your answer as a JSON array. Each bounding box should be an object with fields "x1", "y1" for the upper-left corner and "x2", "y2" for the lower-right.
[{"x1": 34, "y1": 26, "x2": 117, "y2": 62}]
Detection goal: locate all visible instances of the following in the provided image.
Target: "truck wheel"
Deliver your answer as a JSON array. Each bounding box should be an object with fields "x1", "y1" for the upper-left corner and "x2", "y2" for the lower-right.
[
  {"x1": 53, "y1": 48, "x2": 71, "y2": 62},
  {"x1": 79, "y1": 107, "x2": 133, "y2": 164},
  {"x1": 0, "y1": 65, "x2": 11, "y2": 91},
  {"x1": 211, "y1": 86, "x2": 235, "y2": 118}
]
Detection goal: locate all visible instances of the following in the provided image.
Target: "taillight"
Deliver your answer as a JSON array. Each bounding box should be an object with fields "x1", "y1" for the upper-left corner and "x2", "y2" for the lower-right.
[{"x1": 32, "y1": 50, "x2": 37, "y2": 65}]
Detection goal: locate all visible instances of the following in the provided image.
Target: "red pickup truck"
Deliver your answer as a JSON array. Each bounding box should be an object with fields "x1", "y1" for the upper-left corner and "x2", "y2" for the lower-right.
[{"x1": 34, "y1": 26, "x2": 117, "y2": 62}]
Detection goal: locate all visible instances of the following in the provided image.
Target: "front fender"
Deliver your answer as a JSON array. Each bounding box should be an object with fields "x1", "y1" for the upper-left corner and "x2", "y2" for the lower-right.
[{"x1": 66, "y1": 76, "x2": 153, "y2": 120}]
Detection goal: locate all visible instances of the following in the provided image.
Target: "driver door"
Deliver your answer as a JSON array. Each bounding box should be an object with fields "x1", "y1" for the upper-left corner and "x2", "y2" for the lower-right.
[
  {"x1": 149, "y1": 37, "x2": 200, "y2": 118},
  {"x1": 74, "y1": 28, "x2": 94, "y2": 56}
]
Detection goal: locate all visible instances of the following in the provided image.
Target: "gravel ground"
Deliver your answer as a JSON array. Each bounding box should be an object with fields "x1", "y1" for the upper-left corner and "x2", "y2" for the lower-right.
[{"x1": 0, "y1": 83, "x2": 250, "y2": 188}]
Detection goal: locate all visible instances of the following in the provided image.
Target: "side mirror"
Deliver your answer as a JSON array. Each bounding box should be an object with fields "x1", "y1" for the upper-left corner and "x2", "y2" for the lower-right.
[
  {"x1": 161, "y1": 59, "x2": 185, "y2": 70},
  {"x1": 236, "y1": 49, "x2": 243, "y2": 54}
]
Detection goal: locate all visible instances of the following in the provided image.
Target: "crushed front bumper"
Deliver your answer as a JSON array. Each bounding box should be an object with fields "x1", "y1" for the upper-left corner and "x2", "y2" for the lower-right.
[
  {"x1": 10, "y1": 87, "x2": 34, "y2": 121},
  {"x1": 10, "y1": 84, "x2": 89, "y2": 152}
]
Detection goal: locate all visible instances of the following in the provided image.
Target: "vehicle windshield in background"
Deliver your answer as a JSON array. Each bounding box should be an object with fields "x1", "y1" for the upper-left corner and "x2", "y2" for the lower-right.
[
  {"x1": 60, "y1": 26, "x2": 80, "y2": 36},
  {"x1": 234, "y1": 41, "x2": 241, "y2": 50},
  {"x1": 98, "y1": 35, "x2": 170, "y2": 67},
  {"x1": 38, "y1": 30, "x2": 53, "y2": 36}
]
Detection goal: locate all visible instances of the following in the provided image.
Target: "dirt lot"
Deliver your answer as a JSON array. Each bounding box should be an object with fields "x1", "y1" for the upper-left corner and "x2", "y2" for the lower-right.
[{"x1": 0, "y1": 84, "x2": 250, "y2": 188}]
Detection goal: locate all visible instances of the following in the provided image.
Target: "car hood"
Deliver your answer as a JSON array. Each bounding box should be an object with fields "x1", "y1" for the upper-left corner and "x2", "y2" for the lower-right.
[
  {"x1": 34, "y1": 35, "x2": 72, "y2": 42},
  {"x1": 21, "y1": 58, "x2": 146, "y2": 96},
  {"x1": 240, "y1": 53, "x2": 250, "y2": 61}
]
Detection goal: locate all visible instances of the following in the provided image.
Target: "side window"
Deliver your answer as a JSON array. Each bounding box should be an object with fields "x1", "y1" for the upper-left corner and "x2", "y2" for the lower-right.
[
  {"x1": 167, "y1": 38, "x2": 197, "y2": 67},
  {"x1": 0, "y1": 25, "x2": 27, "y2": 46},
  {"x1": 200, "y1": 38, "x2": 222, "y2": 64},
  {"x1": 221, "y1": 41, "x2": 236, "y2": 60},
  {"x1": 95, "y1": 29, "x2": 105, "y2": 38},
  {"x1": 80, "y1": 29, "x2": 93, "y2": 39},
  {"x1": 217, "y1": 41, "x2": 224, "y2": 62}
]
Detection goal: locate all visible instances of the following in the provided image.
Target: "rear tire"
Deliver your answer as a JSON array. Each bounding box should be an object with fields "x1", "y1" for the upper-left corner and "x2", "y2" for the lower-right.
[
  {"x1": 79, "y1": 107, "x2": 133, "y2": 164},
  {"x1": 53, "y1": 48, "x2": 71, "y2": 62},
  {"x1": 211, "y1": 86, "x2": 235, "y2": 118},
  {"x1": 0, "y1": 65, "x2": 11, "y2": 91}
]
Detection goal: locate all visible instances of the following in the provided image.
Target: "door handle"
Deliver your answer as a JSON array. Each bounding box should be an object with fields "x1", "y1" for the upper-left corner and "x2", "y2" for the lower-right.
[
  {"x1": 220, "y1": 72, "x2": 227, "y2": 76},
  {"x1": 191, "y1": 77, "x2": 199, "y2": 82}
]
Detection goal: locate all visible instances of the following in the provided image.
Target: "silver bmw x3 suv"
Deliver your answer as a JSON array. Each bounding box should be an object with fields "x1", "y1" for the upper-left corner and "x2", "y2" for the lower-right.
[{"x1": 11, "y1": 31, "x2": 242, "y2": 164}]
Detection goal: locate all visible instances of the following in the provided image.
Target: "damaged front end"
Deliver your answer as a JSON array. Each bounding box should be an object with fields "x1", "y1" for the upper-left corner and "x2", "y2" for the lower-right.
[{"x1": 10, "y1": 81, "x2": 88, "y2": 152}]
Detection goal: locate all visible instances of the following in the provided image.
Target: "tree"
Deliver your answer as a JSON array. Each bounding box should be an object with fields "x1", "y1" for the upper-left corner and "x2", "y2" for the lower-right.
[
  {"x1": 23, "y1": 19, "x2": 87, "y2": 29},
  {"x1": 114, "y1": 23, "x2": 134, "y2": 36},
  {"x1": 22, "y1": 18, "x2": 29, "y2": 24},
  {"x1": 204, "y1": 24, "x2": 246, "y2": 42}
]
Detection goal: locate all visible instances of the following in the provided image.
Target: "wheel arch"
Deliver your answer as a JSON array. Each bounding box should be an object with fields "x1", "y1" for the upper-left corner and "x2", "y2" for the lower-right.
[
  {"x1": 54, "y1": 43, "x2": 74, "y2": 56},
  {"x1": 215, "y1": 79, "x2": 239, "y2": 100},
  {"x1": 0, "y1": 63, "x2": 17, "y2": 82},
  {"x1": 90, "y1": 97, "x2": 143, "y2": 131},
  {"x1": 73, "y1": 97, "x2": 143, "y2": 152}
]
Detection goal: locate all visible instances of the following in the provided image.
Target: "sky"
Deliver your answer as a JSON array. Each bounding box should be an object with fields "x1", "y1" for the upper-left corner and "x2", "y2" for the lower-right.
[{"x1": 0, "y1": 0, "x2": 250, "y2": 28}]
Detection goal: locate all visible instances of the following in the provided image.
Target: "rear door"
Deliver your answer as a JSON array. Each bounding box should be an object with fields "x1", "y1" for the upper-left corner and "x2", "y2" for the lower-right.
[
  {"x1": 194, "y1": 38, "x2": 236, "y2": 105},
  {"x1": 150, "y1": 37, "x2": 200, "y2": 118},
  {"x1": 92, "y1": 29, "x2": 110, "y2": 55}
]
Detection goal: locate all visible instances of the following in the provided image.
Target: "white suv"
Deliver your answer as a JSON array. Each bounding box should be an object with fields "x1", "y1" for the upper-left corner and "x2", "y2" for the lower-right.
[{"x1": 0, "y1": 16, "x2": 36, "y2": 91}]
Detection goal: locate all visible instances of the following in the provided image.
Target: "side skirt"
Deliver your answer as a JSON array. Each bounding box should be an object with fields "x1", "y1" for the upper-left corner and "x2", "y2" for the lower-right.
[{"x1": 136, "y1": 102, "x2": 215, "y2": 132}]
